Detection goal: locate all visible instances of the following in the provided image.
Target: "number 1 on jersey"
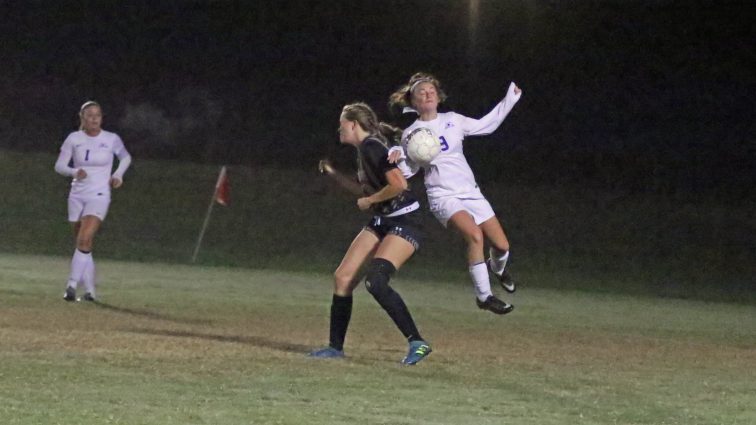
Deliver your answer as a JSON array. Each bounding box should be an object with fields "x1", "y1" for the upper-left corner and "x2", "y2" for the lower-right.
[{"x1": 85, "y1": 149, "x2": 90, "y2": 161}]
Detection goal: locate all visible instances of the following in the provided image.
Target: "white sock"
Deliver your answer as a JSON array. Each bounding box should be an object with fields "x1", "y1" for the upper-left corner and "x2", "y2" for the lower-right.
[
  {"x1": 81, "y1": 255, "x2": 96, "y2": 296},
  {"x1": 469, "y1": 262, "x2": 493, "y2": 301},
  {"x1": 69, "y1": 249, "x2": 92, "y2": 288},
  {"x1": 488, "y1": 247, "x2": 509, "y2": 274},
  {"x1": 66, "y1": 279, "x2": 77, "y2": 290}
]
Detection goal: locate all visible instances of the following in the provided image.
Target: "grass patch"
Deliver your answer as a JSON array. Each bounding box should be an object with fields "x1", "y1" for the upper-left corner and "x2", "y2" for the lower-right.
[{"x1": 1, "y1": 253, "x2": 754, "y2": 424}]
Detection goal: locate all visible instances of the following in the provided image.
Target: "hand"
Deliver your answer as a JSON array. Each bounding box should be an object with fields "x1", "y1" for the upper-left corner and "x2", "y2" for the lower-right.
[
  {"x1": 318, "y1": 159, "x2": 334, "y2": 175},
  {"x1": 508, "y1": 82, "x2": 522, "y2": 97},
  {"x1": 387, "y1": 146, "x2": 404, "y2": 164},
  {"x1": 357, "y1": 197, "x2": 372, "y2": 211},
  {"x1": 110, "y1": 177, "x2": 123, "y2": 188},
  {"x1": 75, "y1": 169, "x2": 87, "y2": 180}
]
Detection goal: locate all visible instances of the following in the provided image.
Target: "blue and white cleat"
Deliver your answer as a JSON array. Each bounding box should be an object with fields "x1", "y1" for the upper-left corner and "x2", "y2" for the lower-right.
[
  {"x1": 401, "y1": 340, "x2": 432, "y2": 365},
  {"x1": 308, "y1": 346, "x2": 345, "y2": 359}
]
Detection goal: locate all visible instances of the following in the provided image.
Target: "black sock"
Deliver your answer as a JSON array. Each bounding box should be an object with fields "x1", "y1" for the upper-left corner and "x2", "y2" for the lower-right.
[
  {"x1": 381, "y1": 289, "x2": 423, "y2": 343},
  {"x1": 329, "y1": 294, "x2": 352, "y2": 351},
  {"x1": 365, "y1": 258, "x2": 423, "y2": 342}
]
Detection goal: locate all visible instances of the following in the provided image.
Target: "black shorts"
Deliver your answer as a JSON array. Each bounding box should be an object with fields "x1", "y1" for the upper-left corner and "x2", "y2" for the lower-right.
[{"x1": 364, "y1": 211, "x2": 423, "y2": 251}]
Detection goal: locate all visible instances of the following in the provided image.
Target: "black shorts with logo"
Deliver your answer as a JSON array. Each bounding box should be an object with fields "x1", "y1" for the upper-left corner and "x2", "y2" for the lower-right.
[{"x1": 364, "y1": 211, "x2": 423, "y2": 251}]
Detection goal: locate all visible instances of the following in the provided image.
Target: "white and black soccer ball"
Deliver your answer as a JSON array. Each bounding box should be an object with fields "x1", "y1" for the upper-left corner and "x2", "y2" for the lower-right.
[{"x1": 405, "y1": 127, "x2": 441, "y2": 164}]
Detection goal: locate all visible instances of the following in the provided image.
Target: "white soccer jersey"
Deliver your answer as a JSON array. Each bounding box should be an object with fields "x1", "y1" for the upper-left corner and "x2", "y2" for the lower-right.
[
  {"x1": 399, "y1": 82, "x2": 522, "y2": 199},
  {"x1": 55, "y1": 130, "x2": 131, "y2": 197}
]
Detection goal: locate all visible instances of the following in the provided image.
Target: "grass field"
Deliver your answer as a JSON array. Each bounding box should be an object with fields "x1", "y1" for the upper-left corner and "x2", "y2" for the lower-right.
[
  {"x1": 1, "y1": 253, "x2": 754, "y2": 425},
  {"x1": 2, "y1": 149, "x2": 754, "y2": 303}
]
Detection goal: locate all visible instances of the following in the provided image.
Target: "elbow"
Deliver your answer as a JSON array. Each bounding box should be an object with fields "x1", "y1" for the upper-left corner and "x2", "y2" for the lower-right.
[{"x1": 54, "y1": 162, "x2": 68, "y2": 176}]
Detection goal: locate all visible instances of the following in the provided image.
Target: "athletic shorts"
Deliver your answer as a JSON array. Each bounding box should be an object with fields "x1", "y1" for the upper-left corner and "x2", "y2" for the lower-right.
[
  {"x1": 428, "y1": 195, "x2": 495, "y2": 227},
  {"x1": 364, "y1": 211, "x2": 423, "y2": 251},
  {"x1": 68, "y1": 193, "x2": 111, "y2": 222}
]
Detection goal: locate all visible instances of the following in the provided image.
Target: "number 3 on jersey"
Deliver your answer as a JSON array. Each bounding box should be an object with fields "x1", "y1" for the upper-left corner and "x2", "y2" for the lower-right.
[{"x1": 439, "y1": 136, "x2": 449, "y2": 151}]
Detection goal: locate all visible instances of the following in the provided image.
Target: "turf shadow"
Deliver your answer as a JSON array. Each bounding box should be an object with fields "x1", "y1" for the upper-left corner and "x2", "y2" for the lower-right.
[
  {"x1": 92, "y1": 301, "x2": 214, "y2": 325},
  {"x1": 123, "y1": 327, "x2": 312, "y2": 354}
]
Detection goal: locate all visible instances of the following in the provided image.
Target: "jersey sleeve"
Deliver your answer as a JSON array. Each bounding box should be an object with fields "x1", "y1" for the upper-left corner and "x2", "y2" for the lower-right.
[
  {"x1": 54, "y1": 135, "x2": 76, "y2": 177},
  {"x1": 111, "y1": 134, "x2": 132, "y2": 179},
  {"x1": 363, "y1": 139, "x2": 396, "y2": 178},
  {"x1": 112, "y1": 134, "x2": 128, "y2": 158},
  {"x1": 461, "y1": 82, "x2": 522, "y2": 137}
]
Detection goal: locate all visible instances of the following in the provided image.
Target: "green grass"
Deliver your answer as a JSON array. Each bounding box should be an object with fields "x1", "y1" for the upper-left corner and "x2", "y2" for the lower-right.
[
  {"x1": 1, "y1": 253, "x2": 754, "y2": 425},
  {"x1": 1, "y1": 148, "x2": 754, "y2": 302}
]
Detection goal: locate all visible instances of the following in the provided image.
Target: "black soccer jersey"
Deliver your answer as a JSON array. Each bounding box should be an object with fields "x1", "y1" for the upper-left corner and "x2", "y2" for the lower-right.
[{"x1": 357, "y1": 136, "x2": 418, "y2": 216}]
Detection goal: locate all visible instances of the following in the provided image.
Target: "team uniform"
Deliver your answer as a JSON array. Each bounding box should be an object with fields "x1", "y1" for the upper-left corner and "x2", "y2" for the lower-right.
[
  {"x1": 395, "y1": 82, "x2": 521, "y2": 308},
  {"x1": 309, "y1": 134, "x2": 431, "y2": 365},
  {"x1": 358, "y1": 136, "x2": 423, "y2": 249},
  {"x1": 54, "y1": 129, "x2": 131, "y2": 301},
  {"x1": 55, "y1": 129, "x2": 131, "y2": 222},
  {"x1": 398, "y1": 82, "x2": 521, "y2": 226}
]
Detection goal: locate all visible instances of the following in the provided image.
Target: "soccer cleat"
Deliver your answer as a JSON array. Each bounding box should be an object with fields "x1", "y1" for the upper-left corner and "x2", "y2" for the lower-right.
[
  {"x1": 476, "y1": 295, "x2": 514, "y2": 315},
  {"x1": 401, "y1": 340, "x2": 432, "y2": 365},
  {"x1": 487, "y1": 258, "x2": 516, "y2": 293},
  {"x1": 307, "y1": 346, "x2": 345, "y2": 359},
  {"x1": 82, "y1": 293, "x2": 96, "y2": 302},
  {"x1": 63, "y1": 287, "x2": 77, "y2": 302}
]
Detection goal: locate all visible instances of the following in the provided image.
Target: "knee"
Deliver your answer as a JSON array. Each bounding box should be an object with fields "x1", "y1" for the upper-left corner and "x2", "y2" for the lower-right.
[
  {"x1": 333, "y1": 269, "x2": 354, "y2": 294},
  {"x1": 365, "y1": 258, "x2": 396, "y2": 298},
  {"x1": 76, "y1": 235, "x2": 94, "y2": 251},
  {"x1": 464, "y1": 227, "x2": 485, "y2": 248}
]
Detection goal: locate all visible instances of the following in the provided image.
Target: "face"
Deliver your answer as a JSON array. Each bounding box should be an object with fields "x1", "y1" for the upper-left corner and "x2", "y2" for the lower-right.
[
  {"x1": 338, "y1": 115, "x2": 358, "y2": 145},
  {"x1": 410, "y1": 82, "x2": 439, "y2": 114},
  {"x1": 80, "y1": 105, "x2": 103, "y2": 134}
]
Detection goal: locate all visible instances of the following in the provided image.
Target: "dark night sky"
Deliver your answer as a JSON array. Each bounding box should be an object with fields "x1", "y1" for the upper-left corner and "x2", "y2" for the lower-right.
[{"x1": 2, "y1": 0, "x2": 754, "y2": 196}]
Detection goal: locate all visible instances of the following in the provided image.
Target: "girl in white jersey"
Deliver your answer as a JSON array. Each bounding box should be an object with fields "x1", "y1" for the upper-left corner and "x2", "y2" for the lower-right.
[
  {"x1": 54, "y1": 101, "x2": 132, "y2": 302},
  {"x1": 388, "y1": 73, "x2": 521, "y2": 315}
]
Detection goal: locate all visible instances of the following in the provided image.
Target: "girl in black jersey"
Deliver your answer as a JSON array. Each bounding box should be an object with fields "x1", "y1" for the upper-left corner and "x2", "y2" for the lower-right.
[{"x1": 309, "y1": 102, "x2": 431, "y2": 365}]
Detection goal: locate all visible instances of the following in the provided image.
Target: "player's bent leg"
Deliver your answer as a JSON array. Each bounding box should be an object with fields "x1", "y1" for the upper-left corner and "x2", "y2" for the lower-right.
[
  {"x1": 480, "y1": 217, "x2": 516, "y2": 293},
  {"x1": 448, "y1": 211, "x2": 486, "y2": 264},
  {"x1": 364, "y1": 256, "x2": 425, "y2": 358}
]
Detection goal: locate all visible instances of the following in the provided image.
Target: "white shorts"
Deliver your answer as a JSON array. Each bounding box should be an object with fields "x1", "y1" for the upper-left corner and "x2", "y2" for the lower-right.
[
  {"x1": 428, "y1": 195, "x2": 495, "y2": 227},
  {"x1": 68, "y1": 194, "x2": 111, "y2": 222}
]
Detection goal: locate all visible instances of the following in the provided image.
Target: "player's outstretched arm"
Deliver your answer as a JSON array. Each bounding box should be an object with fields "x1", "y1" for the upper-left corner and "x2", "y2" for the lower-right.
[
  {"x1": 318, "y1": 159, "x2": 364, "y2": 197},
  {"x1": 464, "y1": 82, "x2": 523, "y2": 137}
]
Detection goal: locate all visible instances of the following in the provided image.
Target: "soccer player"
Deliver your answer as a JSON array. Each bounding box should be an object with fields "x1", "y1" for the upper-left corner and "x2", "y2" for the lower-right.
[
  {"x1": 388, "y1": 72, "x2": 522, "y2": 315},
  {"x1": 54, "y1": 101, "x2": 132, "y2": 302},
  {"x1": 309, "y1": 102, "x2": 431, "y2": 365}
]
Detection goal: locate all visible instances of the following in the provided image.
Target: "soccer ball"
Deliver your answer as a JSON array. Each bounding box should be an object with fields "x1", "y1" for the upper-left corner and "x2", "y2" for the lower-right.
[{"x1": 405, "y1": 127, "x2": 441, "y2": 164}]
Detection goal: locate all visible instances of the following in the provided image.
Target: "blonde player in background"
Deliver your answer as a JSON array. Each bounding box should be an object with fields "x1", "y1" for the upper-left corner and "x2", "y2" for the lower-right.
[
  {"x1": 54, "y1": 101, "x2": 131, "y2": 302},
  {"x1": 388, "y1": 72, "x2": 521, "y2": 315}
]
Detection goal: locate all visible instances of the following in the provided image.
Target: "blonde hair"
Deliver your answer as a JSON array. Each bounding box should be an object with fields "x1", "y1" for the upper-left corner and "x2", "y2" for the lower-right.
[
  {"x1": 388, "y1": 72, "x2": 447, "y2": 110},
  {"x1": 78, "y1": 100, "x2": 101, "y2": 130},
  {"x1": 341, "y1": 102, "x2": 402, "y2": 146}
]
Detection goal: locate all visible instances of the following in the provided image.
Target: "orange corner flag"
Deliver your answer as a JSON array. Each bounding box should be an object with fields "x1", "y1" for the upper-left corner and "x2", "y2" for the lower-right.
[{"x1": 215, "y1": 166, "x2": 230, "y2": 206}]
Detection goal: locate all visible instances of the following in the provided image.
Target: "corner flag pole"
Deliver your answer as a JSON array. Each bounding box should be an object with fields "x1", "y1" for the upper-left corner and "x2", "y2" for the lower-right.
[{"x1": 192, "y1": 166, "x2": 228, "y2": 263}]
